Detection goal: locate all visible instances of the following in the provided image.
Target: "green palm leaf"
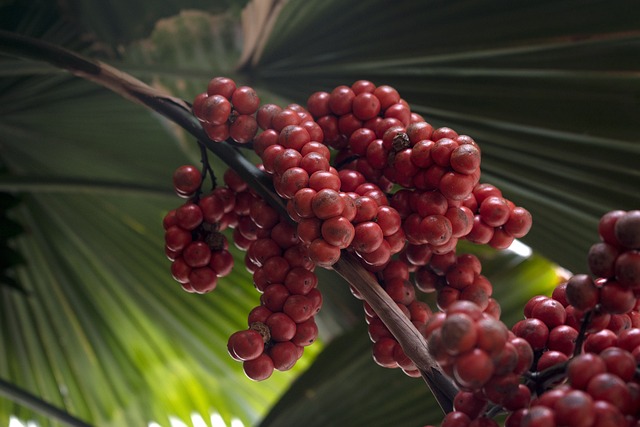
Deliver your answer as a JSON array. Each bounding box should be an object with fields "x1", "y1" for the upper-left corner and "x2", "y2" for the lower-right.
[{"x1": 1, "y1": 0, "x2": 638, "y2": 426}]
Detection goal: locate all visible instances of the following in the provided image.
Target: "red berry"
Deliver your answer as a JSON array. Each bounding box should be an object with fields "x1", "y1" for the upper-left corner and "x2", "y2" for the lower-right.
[
  {"x1": 283, "y1": 294, "x2": 315, "y2": 323},
  {"x1": 292, "y1": 317, "x2": 319, "y2": 347},
  {"x1": 503, "y1": 206, "x2": 532, "y2": 238},
  {"x1": 599, "y1": 279, "x2": 635, "y2": 314},
  {"x1": 308, "y1": 238, "x2": 341, "y2": 268},
  {"x1": 172, "y1": 165, "x2": 201, "y2": 195},
  {"x1": 202, "y1": 94, "x2": 232, "y2": 125},
  {"x1": 512, "y1": 318, "x2": 549, "y2": 350},
  {"x1": 227, "y1": 329, "x2": 264, "y2": 361},
  {"x1": 306, "y1": 91, "x2": 331, "y2": 118},
  {"x1": 554, "y1": 390, "x2": 595, "y2": 427},
  {"x1": 453, "y1": 348, "x2": 494, "y2": 389},
  {"x1": 182, "y1": 241, "x2": 211, "y2": 268},
  {"x1": 243, "y1": 353, "x2": 274, "y2": 381},
  {"x1": 373, "y1": 85, "x2": 400, "y2": 110},
  {"x1": 321, "y1": 215, "x2": 355, "y2": 249},
  {"x1": 256, "y1": 103, "x2": 282, "y2": 130},
  {"x1": 266, "y1": 312, "x2": 297, "y2": 342},
  {"x1": 311, "y1": 189, "x2": 345, "y2": 219},
  {"x1": 207, "y1": 76, "x2": 236, "y2": 99},
  {"x1": 229, "y1": 114, "x2": 258, "y2": 143},
  {"x1": 231, "y1": 86, "x2": 260, "y2": 115},
  {"x1": 188, "y1": 266, "x2": 217, "y2": 293},
  {"x1": 165, "y1": 225, "x2": 192, "y2": 252},
  {"x1": 614, "y1": 250, "x2": 640, "y2": 288},
  {"x1": 269, "y1": 341, "x2": 299, "y2": 371},
  {"x1": 614, "y1": 210, "x2": 640, "y2": 248},
  {"x1": 565, "y1": 274, "x2": 600, "y2": 310},
  {"x1": 441, "y1": 313, "x2": 478, "y2": 355},
  {"x1": 352, "y1": 221, "x2": 384, "y2": 254},
  {"x1": 203, "y1": 121, "x2": 230, "y2": 142}
]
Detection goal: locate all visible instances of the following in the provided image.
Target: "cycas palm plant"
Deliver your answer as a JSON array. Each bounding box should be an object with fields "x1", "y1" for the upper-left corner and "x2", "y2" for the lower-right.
[{"x1": 0, "y1": 0, "x2": 638, "y2": 426}]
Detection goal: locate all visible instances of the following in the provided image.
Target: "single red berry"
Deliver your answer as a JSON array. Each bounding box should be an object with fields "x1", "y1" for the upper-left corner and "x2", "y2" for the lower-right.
[
  {"x1": 207, "y1": 76, "x2": 236, "y2": 99},
  {"x1": 231, "y1": 85, "x2": 260, "y2": 115},
  {"x1": 229, "y1": 114, "x2": 258, "y2": 143},
  {"x1": 614, "y1": 210, "x2": 640, "y2": 248},
  {"x1": 202, "y1": 94, "x2": 232, "y2": 125},
  {"x1": 227, "y1": 329, "x2": 264, "y2": 361},
  {"x1": 172, "y1": 165, "x2": 202, "y2": 195},
  {"x1": 242, "y1": 353, "x2": 274, "y2": 381}
]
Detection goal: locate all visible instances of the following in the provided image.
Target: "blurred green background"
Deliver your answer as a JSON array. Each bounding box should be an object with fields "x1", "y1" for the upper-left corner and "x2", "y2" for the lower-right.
[{"x1": 0, "y1": 0, "x2": 638, "y2": 426}]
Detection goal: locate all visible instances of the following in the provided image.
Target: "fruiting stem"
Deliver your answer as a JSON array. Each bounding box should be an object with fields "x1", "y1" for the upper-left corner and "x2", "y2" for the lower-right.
[{"x1": 0, "y1": 29, "x2": 457, "y2": 414}]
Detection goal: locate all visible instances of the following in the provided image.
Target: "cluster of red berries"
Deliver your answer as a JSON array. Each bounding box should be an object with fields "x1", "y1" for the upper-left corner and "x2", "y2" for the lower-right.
[
  {"x1": 163, "y1": 165, "x2": 235, "y2": 293},
  {"x1": 253, "y1": 106, "x2": 407, "y2": 268},
  {"x1": 427, "y1": 300, "x2": 534, "y2": 410},
  {"x1": 227, "y1": 191, "x2": 322, "y2": 381},
  {"x1": 428, "y1": 209, "x2": 640, "y2": 426},
  {"x1": 164, "y1": 160, "x2": 322, "y2": 380},
  {"x1": 512, "y1": 344, "x2": 640, "y2": 427},
  {"x1": 173, "y1": 76, "x2": 640, "y2": 426},
  {"x1": 183, "y1": 76, "x2": 534, "y2": 382},
  {"x1": 192, "y1": 77, "x2": 260, "y2": 143},
  {"x1": 413, "y1": 251, "x2": 499, "y2": 315}
]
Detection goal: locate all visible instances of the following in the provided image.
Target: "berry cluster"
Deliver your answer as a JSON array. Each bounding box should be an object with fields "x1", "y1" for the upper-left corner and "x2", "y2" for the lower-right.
[
  {"x1": 426, "y1": 300, "x2": 534, "y2": 413},
  {"x1": 227, "y1": 193, "x2": 322, "y2": 381},
  {"x1": 413, "y1": 252, "x2": 499, "y2": 315},
  {"x1": 163, "y1": 165, "x2": 236, "y2": 293},
  {"x1": 172, "y1": 76, "x2": 640, "y2": 426},
  {"x1": 253, "y1": 104, "x2": 407, "y2": 268},
  {"x1": 192, "y1": 77, "x2": 260, "y2": 143},
  {"x1": 515, "y1": 346, "x2": 640, "y2": 427},
  {"x1": 183, "y1": 77, "x2": 534, "y2": 382},
  {"x1": 423, "y1": 209, "x2": 640, "y2": 427}
]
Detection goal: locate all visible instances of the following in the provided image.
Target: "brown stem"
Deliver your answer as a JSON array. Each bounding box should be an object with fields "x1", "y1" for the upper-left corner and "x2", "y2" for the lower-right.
[
  {"x1": 333, "y1": 254, "x2": 457, "y2": 413},
  {"x1": 0, "y1": 29, "x2": 458, "y2": 413}
]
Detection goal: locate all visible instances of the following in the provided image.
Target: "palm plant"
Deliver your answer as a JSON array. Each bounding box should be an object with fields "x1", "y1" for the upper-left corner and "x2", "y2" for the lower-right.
[{"x1": 0, "y1": 0, "x2": 638, "y2": 426}]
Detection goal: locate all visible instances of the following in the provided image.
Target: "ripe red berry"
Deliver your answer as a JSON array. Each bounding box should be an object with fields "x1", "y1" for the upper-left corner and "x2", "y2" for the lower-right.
[
  {"x1": 306, "y1": 91, "x2": 331, "y2": 118},
  {"x1": 182, "y1": 241, "x2": 212, "y2": 268},
  {"x1": 614, "y1": 250, "x2": 640, "y2": 287},
  {"x1": 308, "y1": 238, "x2": 341, "y2": 268},
  {"x1": 352, "y1": 92, "x2": 381, "y2": 120},
  {"x1": 269, "y1": 341, "x2": 299, "y2": 371},
  {"x1": 202, "y1": 94, "x2": 232, "y2": 125},
  {"x1": 207, "y1": 76, "x2": 236, "y2": 99},
  {"x1": 321, "y1": 215, "x2": 355, "y2": 249},
  {"x1": 614, "y1": 210, "x2": 640, "y2": 248},
  {"x1": 311, "y1": 189, "x2": 345, "y2": 219},
  {"x1": 565, "y1": 274, "x2": 600, "y2": 311},
  {"x1": 229, "y1": 114, "x2": 258, "y2": 143},
  {"x1": 227, "y1": 329, "x2": 264, "y2": 361},
  {"x1": 352, "y1": 221, "x2": 384, "y2": 254},
  {"x1": 172, "y1": 165, "x2": 202, "y2": 196},
  {"x1": 243, "y1": 353, "x2": 274, "y2": 381},
  {"x1": 328, "y1": 85, "x2": 355, "y2": 115},
  {"x1": 231, "y1": 86, "x2": 260, "y2": 115},
  {"x1": 453, "y1": 348, "x2": 494, "y2": 389},
  {"x1": 373, "y1": 85, "x2": 400, "y2": 110}
]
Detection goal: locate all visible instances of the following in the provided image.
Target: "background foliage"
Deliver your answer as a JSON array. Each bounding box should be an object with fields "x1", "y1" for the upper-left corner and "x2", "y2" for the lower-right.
[{"x1": 0, "y1": 0, "x2": 638, "y2": 426}]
